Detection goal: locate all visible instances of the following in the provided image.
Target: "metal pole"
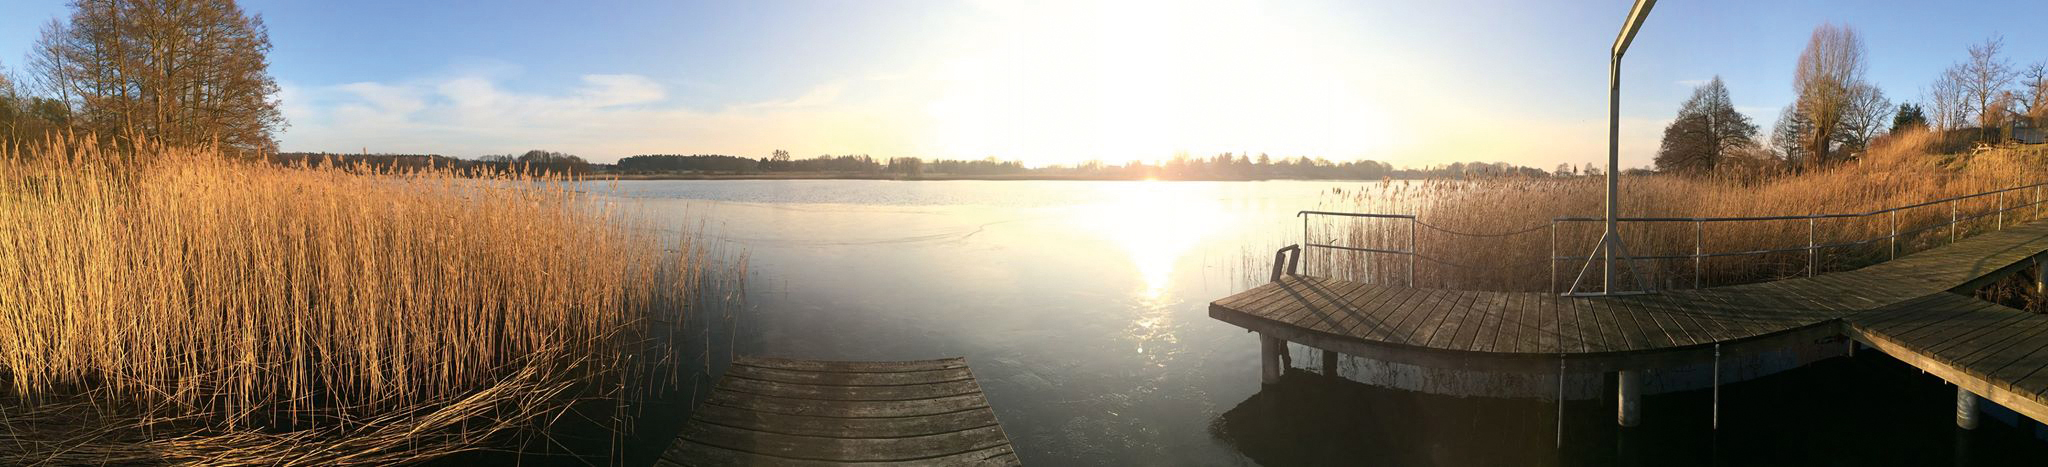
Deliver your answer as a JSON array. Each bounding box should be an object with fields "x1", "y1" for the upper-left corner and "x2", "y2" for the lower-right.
[
  {"x1": 1889, "y1": 210, "x2": 1898, "y2": 260},
  {"x1": 1550, "y1": 221, "x2": 1558, "y2": 295},
  {"x1": 1951, "y1": 201, "x2": 1959, "y2": 244},
  {"x1": 1808, "y1": 217, "x2": 1817, "y2": 277},
  {"x1": 1694, "y1": 220, "x2": 1703, "y2": 289},
  {"x1": 1408, "y1": 217, "x2": 1417, "y2": 288},
  {"x1": 1603, "y1": 56, "x2": 1620, "y2": 295},
  {"x1": 1301, "y1": 215, "x2": 1310, "y2": 276},
  {"x1": 1999, "y1": 191, "x2": 2005, "y2": 230},
  {"x1": 1713, "y1": 343, "x2": 1721, "y2": 430},
  {"x1": 1556, "y1": 355, "x2": 1565, "y2": 449}
]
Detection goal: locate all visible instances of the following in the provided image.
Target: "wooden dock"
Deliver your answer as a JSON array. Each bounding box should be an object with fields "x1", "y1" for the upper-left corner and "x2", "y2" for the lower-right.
[
  {"x1": 1212, "y1": 220, "x2": 2048, "y2": 427},
  {"x1": 660, "y1": 356, "x2": 1020, "y2": 466}
]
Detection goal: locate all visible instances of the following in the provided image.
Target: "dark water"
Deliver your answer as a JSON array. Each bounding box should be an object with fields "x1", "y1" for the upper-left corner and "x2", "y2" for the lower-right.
[{"x1": 590, "y1": 179, "x2": 2048, "y2": 466}]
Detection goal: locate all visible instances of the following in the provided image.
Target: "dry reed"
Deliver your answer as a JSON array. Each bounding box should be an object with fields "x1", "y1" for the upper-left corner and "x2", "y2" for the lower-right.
[
  {"x1": 0, "y1": 136, "x2": 728, "y2": 465},
  {"x1": 1303, "y1": 128, "x2": 2048, "y2": 292}
]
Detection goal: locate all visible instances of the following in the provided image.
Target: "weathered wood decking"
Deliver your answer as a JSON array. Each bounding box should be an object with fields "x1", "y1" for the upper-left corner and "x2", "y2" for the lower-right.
[
  {"x1": 660, "y1": 356, "x2": 1020, "y2": 466},
  {"x1": 1211, "y1": 220, "x2": 2048, "y2": 422}
]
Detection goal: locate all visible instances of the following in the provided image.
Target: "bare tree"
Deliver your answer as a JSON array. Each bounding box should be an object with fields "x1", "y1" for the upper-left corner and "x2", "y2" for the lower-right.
[
  {"x1": 1927, "y1": 66, "x2": 1970, "y2": 131},
  {"x1": 30, "y1": 0, "x2": 284, "y2": 156},
  {"x1": 2022, "y1": 61, "x2": 2047, "y2": 121},
  {"x1": 1957, "y1": 35, "x2": 2015, "y2": 130},
  {"x1": 1792, "y1": 23, "x2": 1867, "y2": 167},
  {"x1": 1840, "y1": 83, "x2": 1892, "y2": 152}
]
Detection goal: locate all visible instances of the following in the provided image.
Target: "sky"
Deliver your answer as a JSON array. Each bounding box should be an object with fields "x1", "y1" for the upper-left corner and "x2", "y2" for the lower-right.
[{"x1": 1, "y1": 0, "x2": 2045, "y2": 168}]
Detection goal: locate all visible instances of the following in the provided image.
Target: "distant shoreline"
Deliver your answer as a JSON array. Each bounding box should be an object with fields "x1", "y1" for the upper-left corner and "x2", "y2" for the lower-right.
[{"x1": 594, "y1": 172, "x2": 1441, "y2": 182}]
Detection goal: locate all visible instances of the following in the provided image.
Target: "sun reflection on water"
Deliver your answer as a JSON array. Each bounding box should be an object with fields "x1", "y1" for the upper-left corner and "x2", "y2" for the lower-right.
[{"x1": 1074, "y1": 182, "x2": 1237, "y2": 361}]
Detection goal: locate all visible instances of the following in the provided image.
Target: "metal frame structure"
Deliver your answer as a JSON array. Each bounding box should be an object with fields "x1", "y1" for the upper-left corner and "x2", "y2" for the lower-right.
[{"x1": 1573, "y1": 0, "x2": 1660, "y2": 296}]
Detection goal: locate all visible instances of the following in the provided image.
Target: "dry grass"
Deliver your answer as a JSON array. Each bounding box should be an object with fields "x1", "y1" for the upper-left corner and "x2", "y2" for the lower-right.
[
  {"x1": 1305, "y1": 128, "x2": 2048, "y2": 292},
  {"x1": 0, "y1": 136, "x2": 731, "y2": 465}
]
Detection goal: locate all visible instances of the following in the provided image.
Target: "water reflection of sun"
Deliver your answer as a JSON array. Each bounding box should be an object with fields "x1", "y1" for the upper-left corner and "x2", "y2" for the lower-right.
[{"x1": 1079, "y1": 181, "x2": 1232, "y2": 300}]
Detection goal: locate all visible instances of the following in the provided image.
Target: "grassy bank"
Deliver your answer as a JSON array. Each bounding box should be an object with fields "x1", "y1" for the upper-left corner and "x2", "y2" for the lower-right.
[
  {"x1": 1306, "y1": 129, "x2": 2048, "y2": 293},
  {"x1": 0, "y1": 137, "x2": 734, "y2": 464}
]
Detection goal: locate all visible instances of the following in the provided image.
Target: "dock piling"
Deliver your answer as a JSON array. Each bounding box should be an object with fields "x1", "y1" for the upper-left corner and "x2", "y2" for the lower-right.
[
  {"x1": 1259, "y1": 332, "x2": 1283, "y2": 384},
  {"x1": 1957, "y1": 387, "x2": 1980, "y2": 430},
  {"x1": 1320, "y1": 349, "x2": 1339, "y2": 376},
  {"x1": 1618, "y1": 370, "x2": 1641, "y2": 427}
]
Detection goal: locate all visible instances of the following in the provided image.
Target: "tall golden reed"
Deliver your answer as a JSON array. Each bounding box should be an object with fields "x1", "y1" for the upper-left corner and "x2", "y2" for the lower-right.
[
  {"x1": 0, "y1": 136, "x2": 723, "y2": 464},
  {"x1": 1304, "y1": 128, "x2": 2048, "y2": 292}
]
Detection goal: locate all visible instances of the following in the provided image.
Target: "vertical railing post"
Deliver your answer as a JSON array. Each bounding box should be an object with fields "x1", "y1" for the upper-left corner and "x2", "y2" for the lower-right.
[
  {"x1": 1301, "y1": 214, "x2": 1310, "y2": 275},
  {"x1": 2036, "y1": 184, "x2": 2041, "y2": 221},
  {"x1": 1889, "y1": 210, "x2": 1898, "y2": 260},
  {"x1": 1549, "y1": 221, "x2": 1558, "y2": 295},
  {"x1": 1807, "y1": 217, "x2": 1818, "y2": 277},
  {"x1": 1998, "y1": 191, "x2": 2005, "y2": 230},
  {"x1": 1951, "y1": 201, "x2": 1959, "y2": 244},
  {"x1": 1408, "y1": 217, "x2": 1417, "y2": 288},
  {"x1": 1694, "y1": 220, "x2": 1703, "y2": 289}
]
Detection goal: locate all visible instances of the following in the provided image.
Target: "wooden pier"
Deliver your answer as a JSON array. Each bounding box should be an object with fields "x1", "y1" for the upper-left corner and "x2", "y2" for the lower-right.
[
  {"x1": 660, "y1": 356, "x2": 1020, "y2": 466},
  {"x1": 1212, "y1": 220, "x2": 2048, "y2": 428}
]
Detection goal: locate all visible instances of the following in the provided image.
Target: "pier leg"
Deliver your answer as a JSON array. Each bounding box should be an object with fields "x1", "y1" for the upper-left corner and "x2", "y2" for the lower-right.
[
  {"x1": 1259, "y1": 333, "x2": 1282, "y2": 385},
  {"x1": 1320, "y1": 349, "x2": 1339, "y2": 377},
  {"x1": 2035, "y1": 258, "x2": 2044, "y2": 302},
  {"x1": 1957, "y1": 387, "x2": 1979, "y2": 430},
  {"x1": 1617, "y1": 370, "x2": 1641, "y2": 427}
]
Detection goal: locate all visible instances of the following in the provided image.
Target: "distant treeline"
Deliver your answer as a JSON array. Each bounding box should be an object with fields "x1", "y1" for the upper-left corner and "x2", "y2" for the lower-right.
[
  {"x1": 274, "y1": 149, "x2": 591, "y2": 174},
  {"x1": 611, "y1": 150, "x2": 1555, "y2": 180}
]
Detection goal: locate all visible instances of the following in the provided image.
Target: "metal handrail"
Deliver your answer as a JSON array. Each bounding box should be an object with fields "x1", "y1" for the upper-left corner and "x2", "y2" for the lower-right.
[
  {"x1": 1296, "y1": 211, "x2": 1417, "y2": 287},
  {"x1": 1549, "y1": 180, "x2": 2048, "y2": 291},
  {"x1": 1289, "y1": 180, "x2": 2048, "y2": 294}
]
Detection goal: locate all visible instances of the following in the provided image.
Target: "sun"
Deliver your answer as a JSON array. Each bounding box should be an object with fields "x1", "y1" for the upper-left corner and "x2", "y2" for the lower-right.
[{"x1": 920, "y1": 0, "x2": 1398, "y2": 167}]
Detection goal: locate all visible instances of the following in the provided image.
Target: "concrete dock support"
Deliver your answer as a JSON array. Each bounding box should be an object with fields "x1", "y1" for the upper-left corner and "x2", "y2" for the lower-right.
[
  {"x1": 1321, "y1": 349, "x2": 1339, "y2": 376},
  {"x1": 1617, "y1": 370, "x2": 1641, "y2": 427},
  {"x1": 1957, "y1": 387, "x2": 1979, "y2": 430},
  {"x1": 1259, "y1": 333, "x2": 1283, "y2": 384}
]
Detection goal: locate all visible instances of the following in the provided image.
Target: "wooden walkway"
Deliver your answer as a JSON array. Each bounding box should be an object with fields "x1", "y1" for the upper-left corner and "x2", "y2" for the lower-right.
[
  {"x1": 1845, "y1": 293, "x2": 2048, "y2": 425},
  {"x1": 1211, "y1": 220, "x2": 2048, "y2": 422},
  {"x1": 660, "y1": 356, "x2": 1020, "y2": 466}
]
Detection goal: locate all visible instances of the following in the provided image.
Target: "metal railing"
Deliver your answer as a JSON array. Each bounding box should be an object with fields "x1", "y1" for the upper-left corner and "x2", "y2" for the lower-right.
[
  {"x1": 1278, "y1": 181, "x2": 2048, "y2": 294},
  {"x1": 1551, "y1": 181, "x2": 2048, "y2": 293},
  {"x1": 1295, "y1": 211, "x2": 1418, "y2": 287}
]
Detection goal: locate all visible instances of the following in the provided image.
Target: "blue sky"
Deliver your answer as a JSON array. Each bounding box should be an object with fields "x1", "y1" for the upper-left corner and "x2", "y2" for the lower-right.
[{"x1": 1, "y1": 0, "x2": 2044, "y2": 167}]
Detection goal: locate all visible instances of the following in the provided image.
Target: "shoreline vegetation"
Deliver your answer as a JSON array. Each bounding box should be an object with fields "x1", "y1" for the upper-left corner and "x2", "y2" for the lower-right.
[
  {"x1": 0, "y1": 136, "x2": 742, "y2": 465},
  {"x1": 1302, "y1": 128, "x2": 2048, "y2": 296}
]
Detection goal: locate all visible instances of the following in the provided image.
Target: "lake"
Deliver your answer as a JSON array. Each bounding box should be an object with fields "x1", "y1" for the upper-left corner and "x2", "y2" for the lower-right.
[{"x1": 597, "y1": 179, "x2": 2048, "y2": 466}]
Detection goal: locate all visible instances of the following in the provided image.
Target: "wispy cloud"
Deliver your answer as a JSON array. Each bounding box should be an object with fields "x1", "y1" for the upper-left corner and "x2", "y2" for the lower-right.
[
  {"x1": 1674, "y1": 78, "x2": 1711, "y2": 87},
  {"x1": 279, "y1": 65, "x2": 907, "y2": 161}
]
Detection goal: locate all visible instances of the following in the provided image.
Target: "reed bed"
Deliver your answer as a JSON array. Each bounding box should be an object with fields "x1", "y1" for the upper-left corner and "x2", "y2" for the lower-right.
[
  {"x1": 0, "y1": 136, "x2": 731, "y2": 465},
  {"x1": 1302, "y1": 129, "x2": 2048, "y2": 292}
]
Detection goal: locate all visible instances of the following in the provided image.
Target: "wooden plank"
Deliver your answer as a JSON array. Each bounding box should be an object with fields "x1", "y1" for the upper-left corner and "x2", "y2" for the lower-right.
[
  {"x1": 1412, "y1": 290, "x2": 1471, "y2": 348},
  {"x1": 736, "y1": 356, "x2": 967, "y2": 373},
  {"x1": 1325, "y1": 283, "x2": 1398, "y2": 340},
  {"x1": 1482, "y1": 292, "x2": 1519, "y2": 353},
  {"x1": 1627, "y1": 294, "x2": 1700, "y2": 347},
  {"x1": 1431, "y1": 290, "x2": 1486, "y2": 349},
  {"x1": 676, "y1": 421, "x2": 1012, "y2": 463},
  {"x1": 1378, "y1": 287, "x2": 1444, "y2": 347},
  {"x1": 1344, "y1": 284, "x2": 1418, "y2": 344},
  {"x1": 688, "y1": 404, "x2": 1002, "y2": 438},
  {"x1": 718, "y1": 377, "x2": 984, "y2": 402},
  {"x1": 704, "y1": 389, "x2": 990, "y2": 418},
  {"x1": 1213, "y1": 282, "x2": 1285, "y2": 309},
  {"x1": 665, "y1": 436, "x2": 1020, "y2": 466},
  {"x1": 1289, "y1": 279, "x2": 1375, "y2": 335},
  {"x1": 1584, "y1": 296, "x2": 1649, "y2": 352},
  {"x1": 1268, "y1": 277, "x2": 1358, "y2": 331},
  {"x1": 726, "y1": 365, "x2": 974, "y2": 387}
]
